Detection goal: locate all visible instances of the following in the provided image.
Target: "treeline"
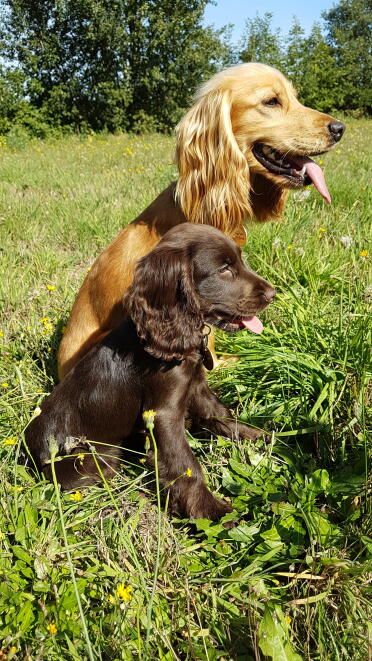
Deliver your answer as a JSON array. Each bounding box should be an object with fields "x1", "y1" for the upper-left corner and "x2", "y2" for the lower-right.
[{"x1": 0, "y1": 0, "x2": 370, "y2": 138}]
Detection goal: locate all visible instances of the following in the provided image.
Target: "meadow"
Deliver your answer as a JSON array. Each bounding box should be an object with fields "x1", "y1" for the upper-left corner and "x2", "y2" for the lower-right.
[{"x1": 0, "y1": 120, "x2": 370, "y2": 660}]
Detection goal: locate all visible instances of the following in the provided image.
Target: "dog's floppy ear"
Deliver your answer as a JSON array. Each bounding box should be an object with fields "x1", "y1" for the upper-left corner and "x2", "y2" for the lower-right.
[
  {"x1": 175, "y1": 88, "x2": 251, "y2": 242},
  {"x1": 124, "y1": 246, "x2": 204, "y2": 361}
]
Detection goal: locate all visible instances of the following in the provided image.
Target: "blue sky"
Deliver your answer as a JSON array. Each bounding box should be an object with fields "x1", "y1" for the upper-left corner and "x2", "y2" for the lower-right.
[{"x1": 204, "y1": 0, "x2": 337, "y2": 43}]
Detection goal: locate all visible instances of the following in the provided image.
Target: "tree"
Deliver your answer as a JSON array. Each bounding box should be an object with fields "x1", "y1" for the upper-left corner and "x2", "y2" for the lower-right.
[
  {"x1": 0, "y1": 0, "x2": 230, "y2": 132},
  {"x1": 0, "y1": 67, "x2": 25, "y2": 133},
  {"x1": 284, "y1": 18, "x2": 307, "y2": 93},
  {"x1": 323, "y1": 0, "x2": 372, "y2": 111},
  {"x1": 300, "y1": 24, "x2": 340, "y2": 111},
  {"x1": 240, "y1": 13, "x2": 282, "y2": 69},
  {"x1": 285, "y1": 21, "x2": 339, "y2": 111}
]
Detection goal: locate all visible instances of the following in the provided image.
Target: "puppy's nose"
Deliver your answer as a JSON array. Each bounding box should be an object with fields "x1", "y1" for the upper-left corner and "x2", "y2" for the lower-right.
[
  {"x1": 263, "y1": 287, "x2": 276, "y2": 303},
  {"x1": 328, "y1": 121, "x2": 345, "y2": 142}
]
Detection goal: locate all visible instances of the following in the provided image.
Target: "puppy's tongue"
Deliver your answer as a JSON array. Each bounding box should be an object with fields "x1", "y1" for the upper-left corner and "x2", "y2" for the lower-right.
[
  {"x1": 240, "y1": 316, "x2": 263, "y2": 334},
  {"x1": 291, "y1": 155, "x2": 331, "y2": 204}
]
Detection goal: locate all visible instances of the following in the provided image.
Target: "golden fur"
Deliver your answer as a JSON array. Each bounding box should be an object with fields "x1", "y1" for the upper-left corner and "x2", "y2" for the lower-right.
[{"x1": 58, "y1": 63, "x2": 342, "y2": 379}]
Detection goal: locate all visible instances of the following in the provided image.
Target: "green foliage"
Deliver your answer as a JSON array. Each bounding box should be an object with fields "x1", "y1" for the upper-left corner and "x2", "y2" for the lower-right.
[
  {"x1": 323, "y1": 0, "x2": 372, "y2": 112},
  {"x1": 0, "y1": 0, "x2": 370, "y2": 138},
  {"x1": 240, "y1": 12, "x2": 283, "y2": 69},
  {"x1": 0, "y1": 67, "x2": 27, "y2": 133},
  {"x1": 0, "y1": 0, "x2": 229, "y2": 134},
  {"x1": 284, "y1": 21, "x2": 340, "y2": 111},
  {"x1": 0, "y1": 121, "x2": 371, "y2": 658}
]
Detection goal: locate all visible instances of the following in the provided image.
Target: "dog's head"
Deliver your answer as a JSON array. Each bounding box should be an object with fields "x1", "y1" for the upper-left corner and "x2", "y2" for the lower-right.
[
  {"x1": 175, "y1": 63, "x2": 345, "y2": 239},
  {"x1": 124, "y1": 224, "x2": 275, "y2": 361}
]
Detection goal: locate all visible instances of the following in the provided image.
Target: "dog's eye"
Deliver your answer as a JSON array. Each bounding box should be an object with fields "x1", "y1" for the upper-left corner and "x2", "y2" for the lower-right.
[
  {"x1": 218, "y1": 264, "x2": 233, "y2": 277},
  {"x1": 263, "y1": 97, "x2": 280, "y2": 107}
]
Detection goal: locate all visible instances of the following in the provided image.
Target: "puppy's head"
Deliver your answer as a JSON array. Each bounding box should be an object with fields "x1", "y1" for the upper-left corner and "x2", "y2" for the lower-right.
[{"x1": 125, "y1": 224, "x2": 275, "y2": 361}]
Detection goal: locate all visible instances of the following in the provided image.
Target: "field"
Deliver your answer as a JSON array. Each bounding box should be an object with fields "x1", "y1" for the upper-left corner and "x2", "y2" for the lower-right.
[{"x1": 0, "y1": 120, "x2": 371, "y2": 660}]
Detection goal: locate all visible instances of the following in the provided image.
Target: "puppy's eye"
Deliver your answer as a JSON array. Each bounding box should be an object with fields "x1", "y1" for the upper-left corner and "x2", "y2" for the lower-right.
[
  {"x1": 263, "y1": 97, "x2": 280, "y2": 107},
  {"x1": 218, "y1": 264, "x2": 233, "y2": 277}
]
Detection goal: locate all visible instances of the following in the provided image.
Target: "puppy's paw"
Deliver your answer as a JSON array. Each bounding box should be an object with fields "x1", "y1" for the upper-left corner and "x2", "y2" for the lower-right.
[
  {"x1": 222, "y1": 518, "x2": 240, "y2": 530},
  {"x1": 188, "y1": 487, "x2": 232, "y2": 521},
  {"x1": 236, "y1": 423, "x2": 265, "y2": 441}
]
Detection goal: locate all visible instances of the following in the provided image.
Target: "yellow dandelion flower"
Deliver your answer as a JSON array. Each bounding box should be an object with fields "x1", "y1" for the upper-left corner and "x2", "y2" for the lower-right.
[
  {"x1": 284, "y1": 615, "x2": 292, "y2": 626},
  {"x1": 1, "y1": 382, "x2": 9, "y2": 388},
  {"x1": 46, "y1": 285, "x2": 56, "y2": 291},
  {"x1": 10, "y1": 647, "x2": 17, "y2": 654},
  {"x1": 185, "y1": 467, "x2": 193, "y2": 477},
  {"x1": 3, "y1": 437, "x2": 17, "y2": 446},
  {"x1": 46, "y1": 622, "x2": 58, "y2": 635},
  {"x1": 40, "y1": 317, "x2": 50, "y2": 323},
  {"x1": 286, "y1": 245, "x2": 293, "y2": 250},
  {"x1": 70, "y1": 490, "x2": 83, "y2": 502},
  {"x1": 318, "y1": 159, "x2": 323, "y2": 165},
  {"x1": 116, "y1": 583, "x2": 132, "y2": 601},
  {"x1": 318, "y1": 227, "x2": 326, "y2": 232},
  {"x1": 0, "y1": 330, "x2": 3, "y2": 337},
  {"x1": 360, "y1": 249, "x2": 369, "y2": 257},
  {"x1": 143, "y1": 409, "x2": 156, "y2": 428}
]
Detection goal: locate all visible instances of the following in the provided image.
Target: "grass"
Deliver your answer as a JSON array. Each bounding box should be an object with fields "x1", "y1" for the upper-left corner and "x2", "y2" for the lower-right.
[{"x1": 0, "y1": 121, "x2": 371, "y2": 660}]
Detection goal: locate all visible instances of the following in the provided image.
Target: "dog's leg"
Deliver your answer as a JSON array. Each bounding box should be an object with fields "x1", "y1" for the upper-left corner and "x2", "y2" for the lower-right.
[
  {"x1": 206, "y1": 326, "x2": 239, "y2": 368},
  {"x1": 42, "y1": 442, "x2": 122, "y2": 490},
  {"x1": 148, "y1": 412, "x2": 232, "y2": 521},
  {"x1": 188, "y1": 378, "x2": 263, "y2": 441}
]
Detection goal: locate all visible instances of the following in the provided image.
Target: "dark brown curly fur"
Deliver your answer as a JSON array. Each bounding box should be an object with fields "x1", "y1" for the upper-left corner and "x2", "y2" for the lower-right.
[
  {"x1": 26, "y1": 224, "x2": 275, "y2": 521},
  {"x1": 125, "y1": 239, "x2": 204, "y2": 361}
]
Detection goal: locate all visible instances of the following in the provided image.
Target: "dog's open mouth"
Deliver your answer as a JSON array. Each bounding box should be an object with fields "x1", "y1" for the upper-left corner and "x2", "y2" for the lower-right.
[
  {"x1": 252, "y1": 143, "x2": 331, "y2": 203},
  {"x1": 215, "y1": 315, "x2": 263, "y2": 334}
]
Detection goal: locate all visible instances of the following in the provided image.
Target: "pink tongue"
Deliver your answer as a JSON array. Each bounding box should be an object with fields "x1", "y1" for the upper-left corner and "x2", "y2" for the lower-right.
[
  {"x1": 241, "y1": 316, "x2": 263, "y2": 334},
  {"x1": 291, "y1": 155, "x2": 331, "y2": 204}
]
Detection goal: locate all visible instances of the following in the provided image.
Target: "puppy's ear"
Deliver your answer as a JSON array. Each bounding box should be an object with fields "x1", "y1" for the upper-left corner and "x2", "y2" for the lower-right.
[
  {"x1": 250, "y1": 173, "x2": 288, "y2": 222},
  {"x1": 124, "y1": 247, "x2": 204, "y2": 361},
  {"x1": 175, "y1": 88, "x2": 251, "y2": 242}
]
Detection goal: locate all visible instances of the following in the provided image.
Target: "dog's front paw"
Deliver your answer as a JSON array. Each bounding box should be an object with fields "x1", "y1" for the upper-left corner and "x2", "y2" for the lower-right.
[
  {"x1": 236, "y1": 423, "x2": 265, "y2": 441},
  {"x1": 187, "y1": 486, "x2": 232, "y2": 521}
]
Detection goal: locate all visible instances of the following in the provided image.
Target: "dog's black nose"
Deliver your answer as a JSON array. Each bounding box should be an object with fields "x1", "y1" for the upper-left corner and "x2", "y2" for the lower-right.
[
  {"x1": 263, "y1": 287, "x2": 276, "y2": 303},
  {"x1": 328, "y1": 121, "x2": 345, "y2": 142}
]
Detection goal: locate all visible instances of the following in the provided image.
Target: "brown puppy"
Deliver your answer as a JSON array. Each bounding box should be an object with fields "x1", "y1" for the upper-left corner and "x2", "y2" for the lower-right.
[
  {"x1": 58, "y1": 63, "x2": 344, "y2": 379},
  {"x1": 26, "y1": 225, "x2": 275, "y2": 520}
]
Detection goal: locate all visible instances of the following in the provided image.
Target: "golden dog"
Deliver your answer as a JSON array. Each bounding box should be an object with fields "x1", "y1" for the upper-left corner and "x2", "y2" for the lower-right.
[{"x1": 58, "y1": 63, "x2": 344, "y2": 379}]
